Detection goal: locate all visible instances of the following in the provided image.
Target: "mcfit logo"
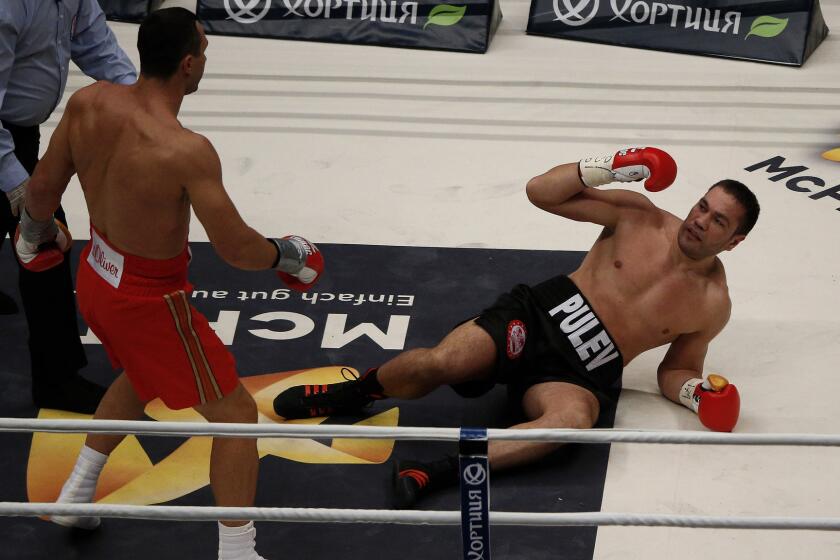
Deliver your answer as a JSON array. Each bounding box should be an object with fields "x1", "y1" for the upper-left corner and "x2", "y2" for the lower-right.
[
  {"x1": 27, "y1": 367, "x2": 398, "y2": 507},
  {"x1": 551, "y1": 0, "x2": 789, "y2": 39}
]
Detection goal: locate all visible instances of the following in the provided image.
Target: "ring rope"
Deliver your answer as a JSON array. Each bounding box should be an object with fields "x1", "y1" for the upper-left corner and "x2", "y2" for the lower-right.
[
  {"x1": 2, "y1": 503, "x2": 840, "y2": 531},
  {"x1": 2, "y1": 418, "x2": 840, "y2": 446}
]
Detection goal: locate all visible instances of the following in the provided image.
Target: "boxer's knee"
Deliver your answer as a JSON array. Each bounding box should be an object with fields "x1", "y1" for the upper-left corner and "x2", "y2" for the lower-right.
[
  {"x1": 197, "y1": 383, "x2": 258, "y2": 424},
  {"x1": 537, "y1": 403, "x2": 598, "y2": 430},
  {"x1": 522, "y1": 382, "x2": 600, "y2": 429},
  {"x1": 223, "y1": 384, "x2": 257, "y2": 424},
  {"x1": 424, "y1": 323, "x2": 496, "y2": 385}
]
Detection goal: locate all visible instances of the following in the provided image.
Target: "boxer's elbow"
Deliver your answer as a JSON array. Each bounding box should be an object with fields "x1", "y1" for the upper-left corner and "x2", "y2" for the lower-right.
[{"x1": 525, "y1": 176, "x2": 548, "y2": 208}]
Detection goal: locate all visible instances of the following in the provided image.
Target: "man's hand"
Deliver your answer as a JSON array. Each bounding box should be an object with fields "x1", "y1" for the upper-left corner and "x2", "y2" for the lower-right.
[
  {"x1": 14, "y1": 209, "x2": 72, "y2": 272},
  {"x1": 271, "y1": 235, "x2": 324, "y2": 292},
  {"x1": 5, "y1": 178, "x2": 28, "y2": 217},
  {"x1": 679, "y1": 374, "x2": 740, "y2": 432},
  {"x1": 579, "y1": 147, "x2": 677, "y2": 192}
]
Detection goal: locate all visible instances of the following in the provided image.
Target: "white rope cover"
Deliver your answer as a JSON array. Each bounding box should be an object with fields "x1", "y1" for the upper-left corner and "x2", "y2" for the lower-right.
[
  {"x1": 2, "y1": 503, "x2": 840, "y2": 531},
  {"x1": 2, "y1": 417, "x2": 840, "y2": 446}
]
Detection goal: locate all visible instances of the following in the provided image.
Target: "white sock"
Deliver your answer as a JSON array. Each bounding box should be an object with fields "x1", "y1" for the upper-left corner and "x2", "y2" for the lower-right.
[
  {"x1": 218, "y1": 521, "x2": 266, "y2": 560},
  {"x1": 51, "y1": 445, "x2": 108, "y2": 529}
]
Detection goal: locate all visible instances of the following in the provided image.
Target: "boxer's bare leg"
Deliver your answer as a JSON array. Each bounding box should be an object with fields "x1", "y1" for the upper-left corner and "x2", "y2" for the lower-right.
[
  {"x1": 194, "y1": 382, "x2": 259, "y2": 528},
  {"x1": 377, "y1": 320, "x2": 497, "y2": 398},
  {"x1": 489, "y1": 381, "x2": 599, "y2": 470},
  {"x1": 391, "y1": 382, "x2": 598, "y2": 509},
  {"x1": 273, "y1": 320, "x2": 497, "y2": 419},
  {"x1": 85, "y1": 372, "x2": 147, "y2": 455},
  {"x1": 52, "y1": 372, "x2": 146, "y2": 529}
]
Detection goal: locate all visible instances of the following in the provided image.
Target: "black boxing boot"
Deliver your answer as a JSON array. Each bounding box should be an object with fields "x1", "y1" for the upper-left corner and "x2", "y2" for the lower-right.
[
  {"x1": 392, "y1": 455, "x2": 459, "y2": 509},
  {"x1": 273, "y1": 367, "x2": 385, "y2": 419}
]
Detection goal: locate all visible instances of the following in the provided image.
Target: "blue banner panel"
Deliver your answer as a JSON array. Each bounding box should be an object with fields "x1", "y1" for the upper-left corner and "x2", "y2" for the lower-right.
[
  {"x1": 197, "y1": 0, "x2": 502, "y2": 53},
  {"x1": 97, "y1": 0, "x2": 150, "y2": 22},
  {"x1": 459, "y1": 428, "x2": 491, "y2": 560},
  {"x1": 527, "y1": 0, "x2": 829, "y2": 66}
]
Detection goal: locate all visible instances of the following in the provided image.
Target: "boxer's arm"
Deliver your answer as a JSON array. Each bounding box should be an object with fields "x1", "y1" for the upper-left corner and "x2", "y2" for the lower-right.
[
  {"x1": 25, "y1": 98, "x2": 78, "y2": 222},
  {"x1": 526, "y1": 163, "x2": 655, "y2": 228},
  {"x1": 184, "y1": 135, "x2": 277, "y2": 271},
  {"x1": 657, "y1": 299, "x2": 740, "y2": 431},
  {"x1": 16, "y1": 96, "x2": 77, "y2": 270},
  {"x1": 526, "y1": 146, "x2": 676, "y2": 228},
  {"x1": 657, "y1": 294, "x2": 730, "y2": 400},
  {"x1": 657, "y1": 330, "x2": 714, "y2": 403}
]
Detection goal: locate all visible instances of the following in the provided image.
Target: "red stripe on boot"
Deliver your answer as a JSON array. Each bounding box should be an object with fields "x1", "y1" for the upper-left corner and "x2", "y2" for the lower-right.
[{"x1": 400, "y1": 469, "x2": 430, "y2": 488}]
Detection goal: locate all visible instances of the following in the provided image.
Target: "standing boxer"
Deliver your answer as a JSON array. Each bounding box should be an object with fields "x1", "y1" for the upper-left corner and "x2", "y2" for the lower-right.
[{"x1": 18, "y1": 8, "x2": 323, "y2": 559}]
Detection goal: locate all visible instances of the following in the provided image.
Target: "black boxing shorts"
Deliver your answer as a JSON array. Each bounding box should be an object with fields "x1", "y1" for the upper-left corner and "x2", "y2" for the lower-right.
[{"x1": 451, "y1": 275, "x2": 623, "y2": 406}]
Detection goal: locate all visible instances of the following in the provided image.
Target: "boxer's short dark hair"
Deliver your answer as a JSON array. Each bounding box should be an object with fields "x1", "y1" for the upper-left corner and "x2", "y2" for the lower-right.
[
  {"x1": 710, "y1": 179, "x2": 760, "y2": 236},
  {"x1": 138, "y1": 8, "x2": 201, "y2": 79}
]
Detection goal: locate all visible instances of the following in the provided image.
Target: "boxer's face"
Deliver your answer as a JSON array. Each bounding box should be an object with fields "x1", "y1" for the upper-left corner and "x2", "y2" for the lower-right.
[
  {"x1": 678, "y1": 186, "x2": 746, "y2": 259},
  {"x1": 184, "y1": 23, "x2": 208, "y2": 95}
]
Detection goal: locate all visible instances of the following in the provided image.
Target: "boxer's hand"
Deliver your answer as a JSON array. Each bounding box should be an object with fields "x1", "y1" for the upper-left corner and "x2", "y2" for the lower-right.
[
  {"x1": 270, "y1": 235, "x2": 323, "y2": 292},
  {"x1": 5, "y1": 178, "x2": 28, "y2": 217},
  {"x1": 679, "y1": 374, "x2": 740, "y2": 432},
  {"x1": 578, "y1": 147, "x2": 677, "y2": 192},
  {"x1": 15, "y1": 216, "x2": 72, "y2": 272}
]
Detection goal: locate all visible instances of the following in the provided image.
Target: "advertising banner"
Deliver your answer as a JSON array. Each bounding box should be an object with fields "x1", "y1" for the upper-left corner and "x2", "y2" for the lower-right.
[
  {"x1": 527, "y1": 0, "x2": 830, "y2": 66},
  {"x1": 0, "y1": 241, "x2": 617, "y2": 559},
  {"x1": 197, "y1": 0, "x2": 502, "y2": 53},
  {"x1": 97, "y1": 0, "x2": 150, "y2": 22}
]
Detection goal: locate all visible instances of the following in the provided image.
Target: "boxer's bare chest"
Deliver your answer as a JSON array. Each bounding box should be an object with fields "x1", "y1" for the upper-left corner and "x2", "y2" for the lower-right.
[{"x1": 571, "y1": 219, "x2": 719, "y2": 361}]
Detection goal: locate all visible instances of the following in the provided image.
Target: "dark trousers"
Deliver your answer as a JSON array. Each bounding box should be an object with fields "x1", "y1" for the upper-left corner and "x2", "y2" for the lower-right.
[{"x1": 1, "y1": 121, "x2": 87, "y2": 387}]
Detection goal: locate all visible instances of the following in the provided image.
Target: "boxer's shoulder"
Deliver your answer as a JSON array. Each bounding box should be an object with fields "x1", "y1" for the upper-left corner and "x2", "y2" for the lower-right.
[{"x1": 176, "y1": 131, "x2": 222, "y2": 176}]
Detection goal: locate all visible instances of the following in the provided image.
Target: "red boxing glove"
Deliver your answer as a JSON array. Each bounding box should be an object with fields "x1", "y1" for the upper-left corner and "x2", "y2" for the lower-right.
[
  {"x1": 579, "y1": 147, "x2": 678, "y2": 192},
  {"x1": 679, "y1": 374, "x2": 740, "y2": 432},
  {"x1": 272, "y1": 235, "x2": 324, "y2": 292},
  {"x1": 14, "y1": 219, "x2": 72, "y2": 272}
]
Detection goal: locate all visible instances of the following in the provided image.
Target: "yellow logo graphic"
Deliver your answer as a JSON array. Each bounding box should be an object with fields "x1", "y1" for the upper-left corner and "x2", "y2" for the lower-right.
[
  {"x1": 824, "y1": 148, "x2": 840, "y2": 162},
  {"x1": 27, "y1": 367, "x2": 398, "y2": 506}
]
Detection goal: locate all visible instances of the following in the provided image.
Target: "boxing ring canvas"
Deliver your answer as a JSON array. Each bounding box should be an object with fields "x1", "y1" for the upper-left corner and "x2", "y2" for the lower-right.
[{"x1": 1, "y1": 0, "x2": 839, "y2": 558}]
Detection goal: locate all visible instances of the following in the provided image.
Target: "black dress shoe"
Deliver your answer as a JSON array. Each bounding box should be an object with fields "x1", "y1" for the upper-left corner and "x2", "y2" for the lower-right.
[
  {"x1": 33, "y1": 374, "x2": 107, "y2": 415},
  {"x1": 0, "y1": 290, "x2": 18, "y2": 315}
]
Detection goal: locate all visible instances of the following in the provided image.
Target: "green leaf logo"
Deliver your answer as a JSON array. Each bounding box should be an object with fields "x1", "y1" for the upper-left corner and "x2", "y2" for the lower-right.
[
  {"x1": 424, "y1": 4, "x2": 466, "y2": 30},
  {"x1": 745, "y1": 16, "x2": 789, "y2": 39}
]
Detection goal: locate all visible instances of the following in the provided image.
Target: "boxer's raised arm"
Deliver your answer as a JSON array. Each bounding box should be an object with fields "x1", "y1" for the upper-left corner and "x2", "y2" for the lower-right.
[{"x1": 526, "y1": 147, "x2": 676, "y2": 228}]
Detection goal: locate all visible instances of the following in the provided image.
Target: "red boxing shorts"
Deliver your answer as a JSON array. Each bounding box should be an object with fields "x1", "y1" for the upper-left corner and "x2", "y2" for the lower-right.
[{"x1": 76, "y1": 226, "x2": 238, "y2": 410}]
